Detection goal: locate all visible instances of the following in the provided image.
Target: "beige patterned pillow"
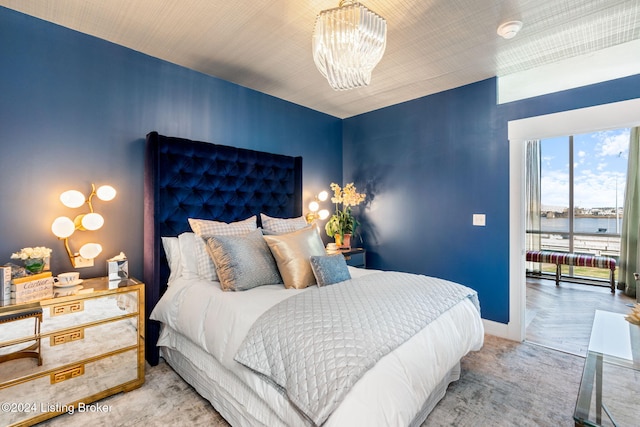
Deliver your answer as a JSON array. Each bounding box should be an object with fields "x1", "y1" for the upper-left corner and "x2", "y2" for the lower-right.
[
  {"x1": 263, "y1": 226, "x2": 326, "y2": 289},
  {"x1": 188, "y1": 216, "x2": 257, "y2": 281},
  {"x1": 260, "y1": 213, "x2": 308, "y2": 234}
]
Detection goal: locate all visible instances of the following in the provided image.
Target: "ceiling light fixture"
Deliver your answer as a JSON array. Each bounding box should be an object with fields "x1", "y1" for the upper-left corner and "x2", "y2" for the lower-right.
[
  {"x1": 497, "y1": 21, "x2": 523, "y2": 39},
  {"x1": 312, "y1": 1, "x2": 387, "y2": 91}
]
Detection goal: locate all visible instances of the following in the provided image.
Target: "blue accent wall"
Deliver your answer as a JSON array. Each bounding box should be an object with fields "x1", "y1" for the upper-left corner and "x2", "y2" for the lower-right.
[
  {"x1": 344, "y1": 74, "x2": 640, "y2": 324},
  {"x1": 343, "y1": 79, "x2": 510, "y2": 322},
  {"x1": 0, "y1": 7, "x2": 342, "y2": 279}
]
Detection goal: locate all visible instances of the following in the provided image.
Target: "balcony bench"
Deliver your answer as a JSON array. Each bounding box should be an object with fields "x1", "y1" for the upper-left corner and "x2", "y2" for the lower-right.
[{"x1": 526, "y1": 250, "x2": 616, "y2": 293}]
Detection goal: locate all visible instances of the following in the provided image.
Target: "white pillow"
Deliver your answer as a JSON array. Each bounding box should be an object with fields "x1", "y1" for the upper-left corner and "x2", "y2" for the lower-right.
[
  {"x1": 188, "y1": 216, "x2": 257, "y2": 281},
  {"x1": 260, "y1": 213, "x2": 308, "y2": 234},
  {"x1": 161, "y1": 236, "x2": 181, "y2": 284},
  {"x1": 178, "y1": 232, "x2": 199, "y2": 280}
]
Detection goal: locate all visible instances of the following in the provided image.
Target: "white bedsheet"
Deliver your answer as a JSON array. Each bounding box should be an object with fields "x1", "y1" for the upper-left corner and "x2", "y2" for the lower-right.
[{"x1": 150, "y1": 268, "x2": 484, "y2": 426}]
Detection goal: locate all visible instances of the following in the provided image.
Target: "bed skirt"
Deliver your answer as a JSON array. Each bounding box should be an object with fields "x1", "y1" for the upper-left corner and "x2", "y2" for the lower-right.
[
  {"x1": 159, "y1": 331, "x2": 461, "y2": 427},
  {"x1": 160, "y1": 340, "x2": 297, "y2": 426}
]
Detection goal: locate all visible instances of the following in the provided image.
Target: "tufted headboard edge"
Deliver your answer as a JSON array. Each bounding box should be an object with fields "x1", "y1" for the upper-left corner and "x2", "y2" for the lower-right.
[{"x1": 143, "y1": 131, "x2": 302, "y2": 365}]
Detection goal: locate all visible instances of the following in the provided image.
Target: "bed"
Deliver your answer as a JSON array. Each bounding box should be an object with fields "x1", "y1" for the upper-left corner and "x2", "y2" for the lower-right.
[{"x1": 143, "y1": 132, "x2": 484, "y2": 426}]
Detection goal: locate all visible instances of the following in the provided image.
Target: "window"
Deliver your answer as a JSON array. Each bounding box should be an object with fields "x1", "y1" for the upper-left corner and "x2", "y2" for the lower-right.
[{"x1": 528, "y1": 128, "x2": 630, "y2": 282}]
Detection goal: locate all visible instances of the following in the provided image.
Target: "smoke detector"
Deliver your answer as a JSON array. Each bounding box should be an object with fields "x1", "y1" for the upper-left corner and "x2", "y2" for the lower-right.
[{"x1": 497, "y1": 21, "x2": 523, "y2": 39}]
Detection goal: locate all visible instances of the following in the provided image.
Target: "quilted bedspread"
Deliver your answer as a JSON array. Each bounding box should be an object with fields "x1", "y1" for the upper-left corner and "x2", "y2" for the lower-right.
[{"x1": 234, "y1": 271, "x2": 480, "y2": 426}]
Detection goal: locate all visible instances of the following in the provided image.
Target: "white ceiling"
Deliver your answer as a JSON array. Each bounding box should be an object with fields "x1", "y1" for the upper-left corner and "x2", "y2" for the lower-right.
[{"x1": 2, "y1": 0, "x2": 639, "y2": 118}]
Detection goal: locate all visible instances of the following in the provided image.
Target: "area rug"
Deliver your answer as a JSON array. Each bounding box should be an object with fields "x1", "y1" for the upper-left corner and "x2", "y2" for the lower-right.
[
  {"x1": 41, "y1": 335, "x2": 584, "y2": 426},
  {"x1": 425, "y1": 335, "x2": 582, "y2": 426}
]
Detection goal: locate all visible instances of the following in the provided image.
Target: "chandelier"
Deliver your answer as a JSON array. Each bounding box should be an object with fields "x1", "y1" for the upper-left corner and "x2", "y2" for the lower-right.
[{"x1": 312, "y1": 1, "x2": 387, "y2": 91}]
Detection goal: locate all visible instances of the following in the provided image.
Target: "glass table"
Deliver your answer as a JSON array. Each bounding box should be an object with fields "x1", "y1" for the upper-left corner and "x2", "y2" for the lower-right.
[{"x1": 574, "y1": 310, "x2": 640, "y2": 426}]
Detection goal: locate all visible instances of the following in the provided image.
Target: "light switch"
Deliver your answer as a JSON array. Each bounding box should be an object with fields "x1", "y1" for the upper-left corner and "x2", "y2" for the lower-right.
[{"x1": 473, "y1": 214, "x2": 486, "y2": 226}]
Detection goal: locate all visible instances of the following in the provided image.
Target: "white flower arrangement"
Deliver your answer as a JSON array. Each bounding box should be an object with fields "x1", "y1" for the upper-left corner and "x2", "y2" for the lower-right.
[
  {"x1": 325, "y1": 182, "x2": 366, "y2": 238},
  {"x1": 11, "y1": 246, "x2": 53, "y2": 260}
]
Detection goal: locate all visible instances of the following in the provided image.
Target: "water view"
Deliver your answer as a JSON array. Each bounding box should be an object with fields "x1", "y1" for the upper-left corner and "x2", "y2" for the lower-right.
[
  {"x1": 531, "y1": 217, "x2": 621, "y2": 260},
  {"x1": 530, "y1": 129, "x2": 629, "y2": 281},
  {"x1": 540, "y1": 217, "x2": 622, "y2": 235}
]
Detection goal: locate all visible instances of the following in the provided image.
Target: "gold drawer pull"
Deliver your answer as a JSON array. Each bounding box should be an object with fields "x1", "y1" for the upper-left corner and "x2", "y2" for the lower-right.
[
  {"x1": 50, "y1": 328, "x2": 84, "y2": 346},
  {"x1": 51, "y1": 364, "x2": 84, "y2": 384},
  {"x1": 50, "y1": 301, "x2": 84, "y2": 317}
]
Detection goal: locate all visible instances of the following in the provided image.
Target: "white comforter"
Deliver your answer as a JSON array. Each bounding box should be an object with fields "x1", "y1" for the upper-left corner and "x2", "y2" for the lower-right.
[{"x1": 150, "y1": 268, "x2": 484, "y2": 426}]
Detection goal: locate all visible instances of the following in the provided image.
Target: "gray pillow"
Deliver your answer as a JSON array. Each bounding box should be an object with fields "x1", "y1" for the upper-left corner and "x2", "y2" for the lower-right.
[
  {"x1": 309, "y1": 254, "x2": 351, "y2": 287},
  {"x1": 205, "y1": 229, "x2": 282, "y2": 291}
]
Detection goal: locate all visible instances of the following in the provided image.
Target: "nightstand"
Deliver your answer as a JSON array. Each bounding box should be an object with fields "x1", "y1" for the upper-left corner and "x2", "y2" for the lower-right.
[
  {"x1": 332, "y1": 248, "x2": 366, "y2": 268},
  {"x1": 0, "y1": 277, "x2": 145, "y2": 426}
]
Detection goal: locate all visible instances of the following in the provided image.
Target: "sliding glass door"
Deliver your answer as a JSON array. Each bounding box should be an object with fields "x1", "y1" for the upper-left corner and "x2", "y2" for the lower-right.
[{"x1": 528, "y1": 128, "x2": 630, "y2": 283}]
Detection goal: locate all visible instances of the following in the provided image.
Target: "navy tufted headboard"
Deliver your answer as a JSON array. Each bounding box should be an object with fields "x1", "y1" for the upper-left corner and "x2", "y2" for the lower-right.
[{"x1": 143, "y1": 131, "x2": 302, "y2": 365}]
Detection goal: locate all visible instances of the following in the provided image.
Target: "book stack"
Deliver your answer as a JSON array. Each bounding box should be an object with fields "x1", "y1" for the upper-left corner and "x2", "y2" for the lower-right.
[
  {"x1": 0, "y1": 266, "x2": 10, "y2": 306},
  {"x1": 11, "y1": 272, "x2": 54, "y2": 304}
]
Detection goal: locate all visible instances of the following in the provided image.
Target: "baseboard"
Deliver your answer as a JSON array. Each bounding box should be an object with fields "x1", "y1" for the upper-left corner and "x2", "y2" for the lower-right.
[{"x1": 482, "y1": 318, "x2": 523, "y2": 342}]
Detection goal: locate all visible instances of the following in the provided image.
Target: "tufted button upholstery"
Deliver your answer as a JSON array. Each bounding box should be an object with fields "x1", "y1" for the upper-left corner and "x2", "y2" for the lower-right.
[
  {"x1": 152, "y1": 133, "x2": 302, "y2": 237},
  {"x1": 144, "y1": 131, "x2": 303, "y2": 365}
]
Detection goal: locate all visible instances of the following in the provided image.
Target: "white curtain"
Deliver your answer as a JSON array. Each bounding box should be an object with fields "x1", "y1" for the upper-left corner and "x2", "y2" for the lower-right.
[
  {"x1": 619, "y1": 127, "x2": 640, "y2": 298},
  {"x1": 525, "y1": 140, "x2": 541, "y2": 272}
]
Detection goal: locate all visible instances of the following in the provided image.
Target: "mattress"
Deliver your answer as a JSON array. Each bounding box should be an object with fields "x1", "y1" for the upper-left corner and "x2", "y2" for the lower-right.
[{"x1": 150, "y1": 267, "x2": 484, "y2": 426}]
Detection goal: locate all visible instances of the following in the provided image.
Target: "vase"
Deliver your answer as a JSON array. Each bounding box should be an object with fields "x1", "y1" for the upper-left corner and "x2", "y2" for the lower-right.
[
  {"x1": 334, "y1": 233, "x2": 352, "y2": 249},
  {"x1": 342, "y1": 233, "x2": 352, "y2": 250},
  {"x1": 24, "y1": 258, "x2": 45, "y2": 274}
]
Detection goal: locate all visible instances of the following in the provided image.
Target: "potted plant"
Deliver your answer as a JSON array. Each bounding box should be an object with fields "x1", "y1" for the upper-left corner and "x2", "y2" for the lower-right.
[{"x1": 325, "y1": 183, "x2": 366, "y2": 249}]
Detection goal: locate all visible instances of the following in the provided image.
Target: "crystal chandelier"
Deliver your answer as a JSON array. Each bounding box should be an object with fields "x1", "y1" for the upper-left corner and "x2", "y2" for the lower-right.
[{"x1": 312, "y1": 1, "x2": 387, "y2": 91}]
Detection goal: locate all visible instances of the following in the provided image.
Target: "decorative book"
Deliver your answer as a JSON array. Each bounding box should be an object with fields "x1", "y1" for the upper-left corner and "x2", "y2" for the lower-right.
[
  {"x1": 11, "y1": 272, "x2": 54, "y2": 304},
  {"x1": 0, "y1": 266, "x2": 10, "y2": 306}
]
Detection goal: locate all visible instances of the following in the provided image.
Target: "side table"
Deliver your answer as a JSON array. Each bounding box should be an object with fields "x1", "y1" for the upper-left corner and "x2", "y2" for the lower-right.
[
  {"x1": 328, "y1": 247, "x2": 366, "y2": 268},
  {"x1": 0, "y1": 276, "x2": 144, "y2": 426},
  {"x1": 574, "y1": 310, "x2": 640, "y2": 426}
]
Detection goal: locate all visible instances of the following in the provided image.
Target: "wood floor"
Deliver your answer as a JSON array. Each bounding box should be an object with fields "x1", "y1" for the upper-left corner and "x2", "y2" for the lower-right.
[{"x1": 525, "y1": 277, "x2": 636, "y2": 356}]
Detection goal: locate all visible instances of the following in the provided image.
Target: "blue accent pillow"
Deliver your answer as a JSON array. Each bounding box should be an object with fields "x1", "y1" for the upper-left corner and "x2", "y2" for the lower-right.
[
  {"x1": 205, "y1": 229, "x2": 282, "y2": 291},
  {"x1": 309, "y1": 254, "x2": 351, "y2": 287}
]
